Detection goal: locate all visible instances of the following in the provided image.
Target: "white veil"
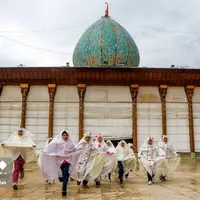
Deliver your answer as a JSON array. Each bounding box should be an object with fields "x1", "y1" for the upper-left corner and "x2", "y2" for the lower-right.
[
  {"x1": 43, "y1": 130, "x2": 76, "y2": 157},
  {"x1": 94, "y1": 134, "x2": 108, "y2": 152},
  {"x1": 39, "y1": 130, "x2": 78, "y2": 181},
  {"x1": 0, "y1": 128, "x2": 37, "y2": 162}
]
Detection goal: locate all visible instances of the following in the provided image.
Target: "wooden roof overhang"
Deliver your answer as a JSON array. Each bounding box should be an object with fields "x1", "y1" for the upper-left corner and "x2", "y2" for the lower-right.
[{"x1": 0, "y1": 67, "x2": 200, "y2": 86}]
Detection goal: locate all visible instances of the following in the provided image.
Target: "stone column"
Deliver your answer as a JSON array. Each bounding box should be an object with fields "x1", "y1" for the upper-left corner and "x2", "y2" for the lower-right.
[
  {"x1": 20, "y1": 84, "x2": 30, "y2": 128},
  {"x1": 158, "y1": 85, "x2": 168, "y2": 136},
  {"x1": 48, "y1": 84, "x2": 57, "y2": 138},
  {"x1": 77, "y1": 84, "x2": 86, "y2": 141},
  {"x1": 130, "y1": 84, "x2": 139, "y2": 153},
  {"x1": 185, "y1": 85, "x2": 195, "y2": 155}
]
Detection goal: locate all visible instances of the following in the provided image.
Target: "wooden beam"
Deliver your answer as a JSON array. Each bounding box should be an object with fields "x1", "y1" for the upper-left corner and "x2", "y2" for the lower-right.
[
  {"x1": 77, "y1": 84, "x2": 86, "y2": 141},
  {"x1": 158, "y1": 85, "x2": 168, "y2": 135},
  {"x1": 48, "y1": 84, "x2": 57, "y2": 138},
  {"x1": 20, "y1": 84, "x2": 30, "y2": 128},
  {"x1": 130, "y1": 84, "x2": 139, "y2": 153},
  {"x1": 1, "y1": 67, "x2": 200, "y2": 86},
  {"x1": 185, "y1": 85, "x2": 195, "y2": 153}
]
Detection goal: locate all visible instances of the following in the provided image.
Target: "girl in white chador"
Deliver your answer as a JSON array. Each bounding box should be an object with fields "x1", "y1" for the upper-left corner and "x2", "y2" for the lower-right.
[
  {"x1": 95, "y1": 134, "x2": 108, "y2": 152},
  {"x1": 106, "y1": 140, "x2": 117, "y2": 182},
  {"x1": 158, "y1": 135, "x2": 181, "y2": 181},
  {"x1": 138, "y1": 137, "x2": 165, "y2": 185},
  {"x1": 1, "y1": 128, "x2": 36, "y2": 190},
  {"x1": 38, "y1": 138, "x2": 55, "y2": 184},
  {"x1": 106, "y1": 140, "x2": 115, "y2": 153},
  {"x1": 116, "y1": 140, "x2": 136, "y2": 184},
  {"x1": 39, "y1": 130, "x2": 78, "y2": 197},
  {"x1": 71, "y1": 132, "x2": 104, "y2": 187},
  {"x1": 94, "y1": 135, "x2": 117, "y2": 185}
]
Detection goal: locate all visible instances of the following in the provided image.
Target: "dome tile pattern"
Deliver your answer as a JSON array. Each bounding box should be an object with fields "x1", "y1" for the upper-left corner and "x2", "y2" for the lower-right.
[{"x1": 73, "y1": 16, "x2": 140, "y2": 68}]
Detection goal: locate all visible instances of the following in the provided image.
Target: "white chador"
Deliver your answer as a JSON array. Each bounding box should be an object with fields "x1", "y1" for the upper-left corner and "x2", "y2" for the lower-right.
[
  {"x1": 138, "y1": 137, "x2": 164, "y2": 178},
  {"x1": 0, "y1": 128, "x2": 37, "y2": 163},
  {"x1": 116, "y1": 140, "x2": 136, "y2": 174},
  {"x1": 105, "y1": 140, "x2": 117, "y2": 177},
  {"x1": 95, "y1": 135, "x2": 117, "y2": 180},
  {"x1": 71, "y1": 132, "x2": 104, "y2": 182},
  {"x1": 158, "y1": 135, "x2": 181, "y2": 177},
  {"x1": 38, "y1": 138, "x2": 56, "y2": 183},
  {"x1": 106, "y1": 140, "x2": 116, "y2": 154},
  {"x1": 100, "y1": 140, "x2": 117, "y2": 178},
  {"x1": 95, "y1": 134, "x2": 108, "y2": 152},
  {"x1": 39, "y1": 130, "x2": 78, "y2": 181}
]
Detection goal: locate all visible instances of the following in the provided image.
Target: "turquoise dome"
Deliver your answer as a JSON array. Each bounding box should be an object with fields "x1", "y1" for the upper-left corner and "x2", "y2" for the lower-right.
[{"x1": 73, "y1": 16, "x2": 140, "y2": 67}]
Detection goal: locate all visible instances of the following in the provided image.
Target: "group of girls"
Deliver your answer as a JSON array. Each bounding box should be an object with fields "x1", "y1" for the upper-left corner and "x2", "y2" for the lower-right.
[{"x1": 39, "y1": 131, "x2": 180, "y2": 196}]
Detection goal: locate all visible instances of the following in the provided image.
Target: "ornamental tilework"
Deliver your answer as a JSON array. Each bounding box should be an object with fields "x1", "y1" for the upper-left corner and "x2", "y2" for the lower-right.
[{"x1": 73, "y1": 16, "x2": 140, "y2": 67}]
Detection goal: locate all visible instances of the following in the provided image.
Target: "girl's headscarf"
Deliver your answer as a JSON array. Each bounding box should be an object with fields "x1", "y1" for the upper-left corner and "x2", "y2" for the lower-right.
[
  {"x1": 3, "y1": 128, "x2": 35, "y2": 145},
  {"x1": 95, "y1": 134, "x2": 107, "y2": 151},
  {"x1": 139, "y1": 136, "x2": 158, "y2": 153},
  {"x1": 160, "y1": 135, "x2": 168, "y2": 142},
  {"x1": 43, "y1": 130, "x2": 76, "y2": 155},
  {"x1": 116, "y1": 140, "x2": 132, "y2": 154},
  {"x1": 106, "y1": 140, "x2": 114, "y2": 148},
  {"x1": 78, "y1": 132, "x2": 93, "y2": 145}
]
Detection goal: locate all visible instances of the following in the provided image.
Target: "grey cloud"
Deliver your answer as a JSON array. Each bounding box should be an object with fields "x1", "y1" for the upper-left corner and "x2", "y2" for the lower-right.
[{"x1": 0, "y1": 0, "x2": 199, "y2": 67}]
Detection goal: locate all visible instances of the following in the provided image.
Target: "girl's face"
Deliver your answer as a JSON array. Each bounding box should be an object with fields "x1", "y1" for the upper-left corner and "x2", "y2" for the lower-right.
[
  {"x1": 121, "y1": 142, "x2": 125, "y2": 147},
  {"x1": 62, "y1": 133, "x2": 69, "y2": 141},
  {"x1": 85, "y1": 136, "x2": 91, "y2": 142},
  {"x1": 148, "y1": 139, "x2": 153, "y2": 145},
  {"x1": 106, "y1": 142, "x2": 111, "y2": 146},
  {"x1": 48, "y1": 138, "x2": 52, "y2": 144},
  {"x1": 18, "y1": 130, "x2": 23, "y2": 137},
  {"x1": 97, "y1": 137, "x2": 102, "y2": 143},
  {"x1": 163, "y1": 137, "x2": 168, "y2": 143}
]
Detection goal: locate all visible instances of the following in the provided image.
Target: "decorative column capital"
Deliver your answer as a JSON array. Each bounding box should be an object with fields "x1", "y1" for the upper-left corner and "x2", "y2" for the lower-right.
[
  {"x1": 130, "y1": 84, "x2": 139, "y2": 103},
  {"x1": 159, "y1": 85, "x2": 168, "y2": 102},
  {"x1": 20, "y1": 84, "x2": 30, "y2": 97},
  {"x1": 48, "y1": 84, "x2": 57, "y2": 101},
  {"x1": 185, "y1": 85, "x2": 194, "y2": 103},
  {"x1": 77, "y1": 84, "x2": 86, "y2": 102}
]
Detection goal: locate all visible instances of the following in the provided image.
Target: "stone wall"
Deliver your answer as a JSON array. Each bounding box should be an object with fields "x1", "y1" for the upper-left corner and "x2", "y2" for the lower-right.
[
  {"x1": 53, "y1": 86, "x2": 79, "y2": 141},
  {"x1": 26, "y1": 86, "x2": 49, "y2": 149},
  {"x1": 193, "y1": 87, "x2": 200, "y2": 152},
  {"x1": 137, "y1": 87, "x2": 162, "y2": 149},
  {"x1": 0, "y1": 86, "x2": 21, "y2": 141},
  {"x1": 84, "y1": 86, "x2": 132, "y2": 139},
  {"x1": 0, "y1": 85, "x2": 199, "y2": 152}
]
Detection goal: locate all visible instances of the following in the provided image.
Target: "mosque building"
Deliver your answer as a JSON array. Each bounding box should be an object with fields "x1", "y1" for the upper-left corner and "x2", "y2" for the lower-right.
[{"x1": 0, "y1": 5, "x2": 199, "y2": 155}]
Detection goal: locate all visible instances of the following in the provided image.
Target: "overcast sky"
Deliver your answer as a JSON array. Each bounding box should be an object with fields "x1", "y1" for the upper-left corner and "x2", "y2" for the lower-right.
[{"x1": 0, "y1": 0, "x2": 200, "y2": 68}]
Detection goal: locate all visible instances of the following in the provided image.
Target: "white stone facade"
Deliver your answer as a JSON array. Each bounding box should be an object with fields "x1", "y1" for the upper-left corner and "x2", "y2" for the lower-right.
[{"x1": 0, "y1": 85, "x2": 199, "y2": 152}]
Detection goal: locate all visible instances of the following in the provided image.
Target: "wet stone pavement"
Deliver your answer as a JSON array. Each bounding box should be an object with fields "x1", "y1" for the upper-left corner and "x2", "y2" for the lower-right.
[{"x1": 0, "y1": 161, "x2": 200, "y2": 200}]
